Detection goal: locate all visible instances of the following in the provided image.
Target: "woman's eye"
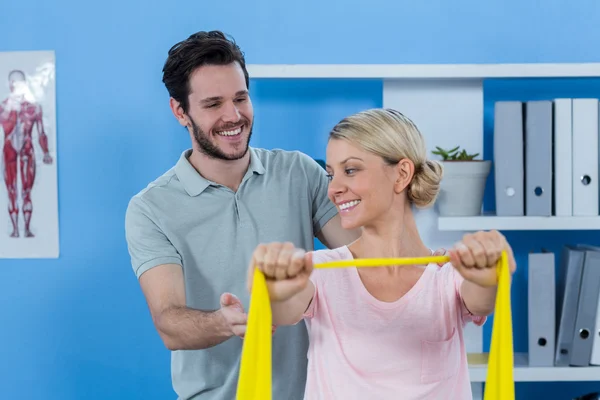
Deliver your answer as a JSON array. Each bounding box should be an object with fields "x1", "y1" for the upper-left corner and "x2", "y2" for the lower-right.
[{"x1": 345, "y1": 168, "x2": 356, "y2": 175}]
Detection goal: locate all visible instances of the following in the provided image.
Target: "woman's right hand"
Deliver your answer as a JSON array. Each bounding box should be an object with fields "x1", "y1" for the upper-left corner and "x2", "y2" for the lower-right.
[{"x1": 247, "y1": 242, "x2": 313, "y2": 302}]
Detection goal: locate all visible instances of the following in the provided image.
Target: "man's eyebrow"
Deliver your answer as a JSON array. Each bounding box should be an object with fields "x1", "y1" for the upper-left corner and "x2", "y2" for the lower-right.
[
  {"x1": 200, "y1": 96, "x2": 222, "y2": 104},
  {"x1": 200, "y1": 90, "x2": 248, "y2": 104}
]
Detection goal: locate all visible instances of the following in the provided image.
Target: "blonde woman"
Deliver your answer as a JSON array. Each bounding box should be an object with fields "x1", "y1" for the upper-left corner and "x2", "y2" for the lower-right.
[{"x1": 247, "y1": 108, "x2": 516, "y2": 399}]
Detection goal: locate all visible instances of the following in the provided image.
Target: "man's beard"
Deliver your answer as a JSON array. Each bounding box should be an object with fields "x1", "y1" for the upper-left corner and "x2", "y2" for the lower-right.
[{"x1": 190, "y1": 116, "x2": 252, "y2": 161}]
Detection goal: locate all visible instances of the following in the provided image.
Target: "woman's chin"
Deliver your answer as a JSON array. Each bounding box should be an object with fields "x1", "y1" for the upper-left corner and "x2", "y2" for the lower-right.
[{"x1": 340, "y1": 217, "x2": 361, "y2": 231}]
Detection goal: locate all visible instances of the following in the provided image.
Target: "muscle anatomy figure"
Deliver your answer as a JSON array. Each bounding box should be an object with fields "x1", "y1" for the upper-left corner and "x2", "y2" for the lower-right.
[{"x1": 0, "y1": 70, "x2": 52, "y2": 238}]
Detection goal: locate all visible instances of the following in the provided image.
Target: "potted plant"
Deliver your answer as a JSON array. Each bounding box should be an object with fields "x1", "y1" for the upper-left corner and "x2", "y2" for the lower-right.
[{"x1": 431, "y1": 146, "x2": 491, "y2": 217}]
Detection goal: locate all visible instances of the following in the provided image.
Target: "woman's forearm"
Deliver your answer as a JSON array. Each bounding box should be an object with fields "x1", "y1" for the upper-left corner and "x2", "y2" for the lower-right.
[
  {"x1": 271, "y1": 281, "x2": 316, "y2": 325},
  {"x1": 461, "y1": 280, "x2": 497, "y2": 316}
]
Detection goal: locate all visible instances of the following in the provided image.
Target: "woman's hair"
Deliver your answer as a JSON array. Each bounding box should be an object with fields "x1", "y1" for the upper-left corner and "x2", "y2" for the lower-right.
[{"x1": 329, "y1": 108, "x2": 443, "y2": 208}]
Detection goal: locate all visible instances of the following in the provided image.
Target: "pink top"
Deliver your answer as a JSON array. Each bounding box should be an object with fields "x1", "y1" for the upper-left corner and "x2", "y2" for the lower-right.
[{"x1": 302, "y1": 246, "x2": 486, "y2": 400}]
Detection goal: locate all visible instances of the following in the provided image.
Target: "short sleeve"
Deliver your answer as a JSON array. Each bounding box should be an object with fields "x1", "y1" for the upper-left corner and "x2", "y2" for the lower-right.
[
  {"x1": 125, "y1": 196, "x2": 182, "y2": 279},
  {"x1": 303, "y1": 250, "x2": 328, "y2": 319},
  {"x1": 298, "y1": 153, "x2": 338, "y2": 234},
  {"x1": 451, "y1": 266, "x2": 487, "y2": 326}
]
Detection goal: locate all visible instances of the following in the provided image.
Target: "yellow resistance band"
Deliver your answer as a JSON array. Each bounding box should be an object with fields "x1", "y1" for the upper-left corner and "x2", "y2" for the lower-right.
[{"x1": 237, "y1": 251, "x2": 514, "y2": 400}]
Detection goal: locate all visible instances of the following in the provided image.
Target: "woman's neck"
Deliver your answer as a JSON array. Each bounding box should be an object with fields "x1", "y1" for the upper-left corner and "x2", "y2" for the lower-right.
[{"x1": 351, "y1": 202, "x2": 431, "y2": 260}]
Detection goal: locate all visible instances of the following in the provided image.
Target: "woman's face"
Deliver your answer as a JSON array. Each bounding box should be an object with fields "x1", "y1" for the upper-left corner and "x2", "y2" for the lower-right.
[{"x1": 325, "y1": 138, "x2": 403, "y2": 230}]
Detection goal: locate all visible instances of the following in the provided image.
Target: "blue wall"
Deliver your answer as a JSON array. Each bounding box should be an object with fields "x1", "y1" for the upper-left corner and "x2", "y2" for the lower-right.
[{"x1": 1, "y1": 0, "x2": 600, "y2": 398}]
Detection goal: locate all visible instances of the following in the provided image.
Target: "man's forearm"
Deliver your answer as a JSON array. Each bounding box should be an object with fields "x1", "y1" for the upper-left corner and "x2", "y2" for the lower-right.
[
  {"x1": 461, "y1": 280, "x2": 498, "y2": 316},
  {"x1": 155, "y1": 306, "x2": 232, "y2": 350}
]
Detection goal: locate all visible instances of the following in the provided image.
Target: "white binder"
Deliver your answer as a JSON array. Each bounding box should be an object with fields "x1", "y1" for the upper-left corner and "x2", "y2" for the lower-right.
[
  {"x1": 528, "y1": 251, "x2": 556, "y2": 366},
  {"x1": 553, "y1": 99, "x2": 573, "y2": 216},
  {"x1": 525, "y1": 101, "x2": 553, "y2": 216},
  {"x1": 494, "y1": 101, "x2": 524, "y2": 216},
  {"x1": 590, "y1": 283, "x2": 600, "y2": 365},
  {"x1": 571, "y1": 98, "x2": 599, "y2": 216}
]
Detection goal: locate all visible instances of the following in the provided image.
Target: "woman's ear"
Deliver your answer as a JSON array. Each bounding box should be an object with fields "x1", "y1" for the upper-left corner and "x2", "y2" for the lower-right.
[{"x1": 394, "y1": 159, "x2": 415, "y2": 194}]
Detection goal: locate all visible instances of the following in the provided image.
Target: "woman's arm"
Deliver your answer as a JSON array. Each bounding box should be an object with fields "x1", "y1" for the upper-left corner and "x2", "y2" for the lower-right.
[
  {"x1": 271, "y1": 281, "x2": 316, "y2": 325},
  {"x1": 247, "y1": 242, "x2": 316, "y2": 325},
  {"x1": 449, "y1": 230, "x2": 517, "y2": 316},
  {"x1": 460, "y1": 280, "x2": 497, "y2": 316}
]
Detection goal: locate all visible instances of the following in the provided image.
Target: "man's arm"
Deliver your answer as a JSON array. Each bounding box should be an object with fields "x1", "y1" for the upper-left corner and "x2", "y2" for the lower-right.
[
  {"x1": 126, "y1": 196, "x2": 246, "y2": 351},
  {"x1": 139, "y1": 263, "x2": 245, "y2": 350},
  {"x1": 316, "y1": 214, "x2": 361, "y2": 249}
]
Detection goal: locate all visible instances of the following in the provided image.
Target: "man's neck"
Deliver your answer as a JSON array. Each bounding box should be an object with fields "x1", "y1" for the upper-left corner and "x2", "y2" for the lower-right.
[{"x1": 188, "y1": 148, "x2": 251, "y2": 192}]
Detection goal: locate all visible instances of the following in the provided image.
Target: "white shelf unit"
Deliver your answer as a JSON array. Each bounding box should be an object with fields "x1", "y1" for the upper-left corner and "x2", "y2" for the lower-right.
[
  {"x1": 247, "y1": 63, "x2": 600, "y2": 79},
  {"x1": 439, "y1": 216, "x2": 600, "y2": 231},
  {"x1": 468, "y1": 353, "x2": 600, "y2": 382},
  {"x1": 248, "y1": 62, "x2": 600, "y2": 399}
]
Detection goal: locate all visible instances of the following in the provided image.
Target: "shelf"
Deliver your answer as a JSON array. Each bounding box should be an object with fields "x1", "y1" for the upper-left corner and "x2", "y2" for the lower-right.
[
  {"x1": 247, "y1": 63, "x2": 600, "y2": 79},
  {"x1": 438, "y1": 216, "x2": 600, "y2": 231},
  {"x1": 468, "y1": 353, "x2": 600, "y2": 382}
]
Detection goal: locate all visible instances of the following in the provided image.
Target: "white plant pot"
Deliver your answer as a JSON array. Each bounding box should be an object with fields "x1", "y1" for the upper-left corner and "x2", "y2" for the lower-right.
[{"x1": 436, "y1": 160, "x2": 492, "y2": 217}]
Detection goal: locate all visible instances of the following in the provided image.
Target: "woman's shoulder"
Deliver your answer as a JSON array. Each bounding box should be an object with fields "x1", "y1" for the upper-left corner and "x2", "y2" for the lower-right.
[
  {"x1": 311, "y1": 245, "x2": 354, "y2": 264},
  {"x1": 309, "y1": 246, "x2": 354, "y2": 284}
]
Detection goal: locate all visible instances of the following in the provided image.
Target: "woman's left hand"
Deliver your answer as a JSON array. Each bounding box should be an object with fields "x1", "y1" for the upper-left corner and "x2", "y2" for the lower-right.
[{"x1": 449, "y1": 230, "x2": 517, "y2": 287}]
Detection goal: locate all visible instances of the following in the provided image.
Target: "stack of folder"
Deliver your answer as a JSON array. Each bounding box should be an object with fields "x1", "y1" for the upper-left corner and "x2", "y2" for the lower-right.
[
  {"x1": 493, "y1": 99, "x2": 599, "y2": 217},
  {"x1": 527, "y1": 246, "x2": 600, "y2": 367}
]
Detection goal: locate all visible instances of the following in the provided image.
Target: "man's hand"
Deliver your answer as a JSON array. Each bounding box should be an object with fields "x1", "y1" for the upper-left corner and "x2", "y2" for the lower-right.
[{"x1": 218, "y1": 293, "x2": 247, "y2": 338}]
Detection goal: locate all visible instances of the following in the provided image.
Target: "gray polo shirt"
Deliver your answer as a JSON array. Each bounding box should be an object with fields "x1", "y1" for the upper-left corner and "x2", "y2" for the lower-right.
[{"x1": 125, "y1": 147, "x2": 337, "y2": 400}]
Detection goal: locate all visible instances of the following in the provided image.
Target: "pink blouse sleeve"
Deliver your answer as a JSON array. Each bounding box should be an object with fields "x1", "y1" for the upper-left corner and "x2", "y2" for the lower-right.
[
  {"x1": 451, "y1": 265, "x2": 487, "y2": 326},
  {"x1": 303, "y1": 250, "x2": 329, "y2": 319}
]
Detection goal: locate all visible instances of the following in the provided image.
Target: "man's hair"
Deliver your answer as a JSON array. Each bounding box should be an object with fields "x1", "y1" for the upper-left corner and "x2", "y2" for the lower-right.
[{"x1": 162, "y1": 30, "x2": 249, "y2": 113}]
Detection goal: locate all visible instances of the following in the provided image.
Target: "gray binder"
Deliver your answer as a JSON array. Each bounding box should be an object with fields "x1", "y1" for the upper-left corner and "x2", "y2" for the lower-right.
[
  {"x1": 570, "y1": 246, "x2": 600, "y2": 366},
  {"x1": 525, "y1": 101, "x2": 553, "y2": 216},
  {"x1": 494, "y1": 101, "x2": 524, "y2": 216},
  {"x1": 528, "y1": 251, "x2": 556, "y2": 366},
  {"x1": 555, "y1": 246, "x2": 585, "y2": 366}
]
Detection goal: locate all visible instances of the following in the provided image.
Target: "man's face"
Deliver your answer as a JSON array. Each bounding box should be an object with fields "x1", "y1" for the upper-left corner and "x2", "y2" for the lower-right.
[{"x1": 184, "y1": 63, "x2": 253, "y2": 161}]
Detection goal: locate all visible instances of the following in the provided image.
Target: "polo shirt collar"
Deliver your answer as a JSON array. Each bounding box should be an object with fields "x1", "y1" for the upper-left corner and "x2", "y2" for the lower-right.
[
  {"x1": 247, "y1": 147, "x2": 266, "y2": 175},
  {"x1": 175, "y1": 147, "x2": 265, "y2": 197}
]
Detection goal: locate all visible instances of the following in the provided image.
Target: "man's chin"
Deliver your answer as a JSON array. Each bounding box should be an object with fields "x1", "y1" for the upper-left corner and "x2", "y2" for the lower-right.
[
  {"x1": 208, "y1": 142, "x2": 250, "y2": 161},
  {"x1": 223, "y1": 146, "x2": 250, "y2": 161}
]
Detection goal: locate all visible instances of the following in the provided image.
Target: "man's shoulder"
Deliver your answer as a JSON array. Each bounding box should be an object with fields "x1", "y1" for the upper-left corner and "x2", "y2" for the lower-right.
[
  {"x1": 252, "y1": 147, "x2": 319, "y2": 170},
  {"x1": 126, "y1": 167, "x2": 180, "y2": 214}
]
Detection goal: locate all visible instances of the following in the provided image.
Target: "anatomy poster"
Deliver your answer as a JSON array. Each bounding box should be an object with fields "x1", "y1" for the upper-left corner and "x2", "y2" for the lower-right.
[{"x1": 0, "y1": 51, "x2": 58, "y2": 258}]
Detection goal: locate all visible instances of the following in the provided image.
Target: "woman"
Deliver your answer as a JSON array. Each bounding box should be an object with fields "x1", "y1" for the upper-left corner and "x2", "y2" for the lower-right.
[{"x1": 247, "y1": 108, "x2": 516, "y2": 399}]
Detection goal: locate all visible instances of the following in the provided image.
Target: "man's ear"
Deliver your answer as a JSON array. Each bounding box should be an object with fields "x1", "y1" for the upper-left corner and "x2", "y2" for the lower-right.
[
  {"x1": 394, "y1": 159, "x2": 415, "y2": 194},
  {"x1": 169, "y1": 98, "x2": 189, "y2": 127}
]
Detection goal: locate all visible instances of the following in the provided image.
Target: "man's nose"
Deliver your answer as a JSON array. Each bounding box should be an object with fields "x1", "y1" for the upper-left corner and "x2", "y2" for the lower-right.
[{"x1": 221, "y1": 101, "x2": 241, "y2": 123}]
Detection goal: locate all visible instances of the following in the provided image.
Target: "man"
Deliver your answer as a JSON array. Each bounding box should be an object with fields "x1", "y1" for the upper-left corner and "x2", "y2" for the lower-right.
[
  {"x1": 125, "y1": 30, "x2": 359, "y2": 400},
  {"x1": 125, "y1": 30, "x2": 446, "y2": 399},
  {"x1": 0, "y1": 69, "x2": 53, "y2": 238}
]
